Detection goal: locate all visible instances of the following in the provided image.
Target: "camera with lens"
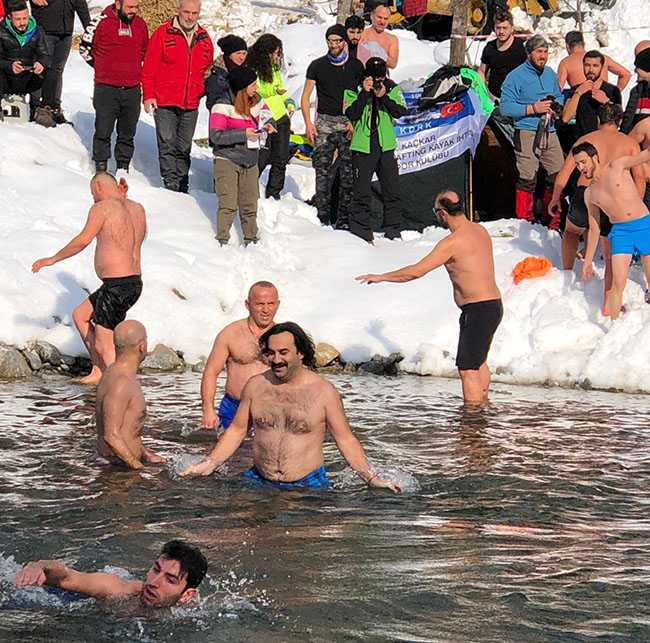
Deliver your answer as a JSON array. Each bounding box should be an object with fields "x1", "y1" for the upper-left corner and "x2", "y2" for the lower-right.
[
  {"x1": 365, "y1": 57, "x2": 387, "y2": 93},
  {"x1": 543, "y1": 95, "x2": 563, "y2": 117},
  {"x1": 373, "y1": 77, "x2": 384, "y2": 92}
]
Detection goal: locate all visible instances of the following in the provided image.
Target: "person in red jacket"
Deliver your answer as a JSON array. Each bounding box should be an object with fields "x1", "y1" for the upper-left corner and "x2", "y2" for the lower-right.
[
  {"x1": 80, "y1": 0, "x2": 148, "y2": 173},
  {"x1": 141, "y1": 0, "x2": 213, "y2": 192}
]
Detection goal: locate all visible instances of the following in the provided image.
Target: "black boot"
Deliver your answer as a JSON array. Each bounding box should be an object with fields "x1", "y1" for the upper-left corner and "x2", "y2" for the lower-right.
[{"x1": 95, "y1": 160, "x2": 108, "y2": 173}]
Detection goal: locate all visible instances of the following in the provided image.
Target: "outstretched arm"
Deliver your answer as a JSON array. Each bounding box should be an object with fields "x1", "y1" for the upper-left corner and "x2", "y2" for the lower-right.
[
  {"x1": 32, "y1": 205, "x2": 104, "y2": 272},
  {"x1": 200, "y1": 332, "x2": 230, "y2": 428},
  {"x1": 325, "y1": 385, "x2": 402, "y2": 492},
  {"x1": 580, "y1": 193, "x2": 602, "y2": 281},
  {"x1": 356, "y1": 237, "x2": 453, "y2": 284},
  {"x1": 611, "y1": 148, "x2": 650, "y2": 172},
  {"x1": 180, "y1": 383, "x2": 253, "y2": 477},
  {"x1": 14, "y1": 560, "x2": 141, "y2": 598}
]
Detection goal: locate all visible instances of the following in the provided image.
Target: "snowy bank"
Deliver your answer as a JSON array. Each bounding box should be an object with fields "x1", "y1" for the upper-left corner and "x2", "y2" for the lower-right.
[{"x1": 2, "y1": 19, "x2": 650, "y2": 393}]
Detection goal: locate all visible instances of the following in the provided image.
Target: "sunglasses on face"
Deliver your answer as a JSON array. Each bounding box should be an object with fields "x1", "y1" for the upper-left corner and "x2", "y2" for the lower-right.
[{"x1": 327, "y1": 38, "x2": 345, "y2": 44}]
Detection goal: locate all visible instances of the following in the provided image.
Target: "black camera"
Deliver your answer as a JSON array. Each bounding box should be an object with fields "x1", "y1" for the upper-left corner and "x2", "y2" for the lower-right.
[
  {"x1": 373, "y1": 77, "x2": 383, "y2": 92},
  {"x1": 543, "y1": 95, "x2": 563, "y2": 117}
]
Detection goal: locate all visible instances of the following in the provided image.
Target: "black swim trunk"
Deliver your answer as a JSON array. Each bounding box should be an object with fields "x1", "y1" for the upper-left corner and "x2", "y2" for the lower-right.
[
  {"x1": 567, "y1": 185, "x2": 612, "y2": 236},
  {"x1": 89, "y1": 275, "x2": 142, "y2": 330},
  {"x1": 456, "y1": 299, "x2": 503, "y2": 371}
]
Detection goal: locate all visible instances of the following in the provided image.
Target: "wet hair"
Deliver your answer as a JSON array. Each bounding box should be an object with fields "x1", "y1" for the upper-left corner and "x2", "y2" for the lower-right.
[
  {"x1": 248, "y1": 280, "x2": 277, "y2": 300},
  {"x1": 436, "y1": 190, "x2": 465, "y2": 216},
  {"x1": 583, "y1": 50, "x2": 605, "y2": 65},
  {"x1": 160, "y1": 540, "x2": 208, "y2": 590},
  {"x1": 565, "y1": 30, "x2": 584, "y2": 49},
  {"x1": 597, "y1": 102, "x2": 622, "y2": 125},
  {"x1": 6, "y1": 0, "x2": 28, "y2": 12},
  {"x1": 345, "y1": 15, "x2": 365, "y2": 31},
  {"x1": 259, "y1": 322, "x2": 316, "y2": 369},
  {"x1": 246, "y1": 34, "x2": 284, "y2": 84},
  {"x1": 493, "y1": 9, "x2": 513, "y2": 25},
  {"x1": 572, "y1": 141, "x2": 599, "y2": 159}
]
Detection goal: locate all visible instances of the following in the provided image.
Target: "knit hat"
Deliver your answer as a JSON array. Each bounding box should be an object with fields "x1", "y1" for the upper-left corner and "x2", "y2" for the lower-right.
[
  {"x1": 364, "y1": 56, "x2": 387, "y2": 78},
  {"x1": 228, "y1": 66, "x2": 257, "y2": 93},
  {"x1": 325, "y1": 24, "x2": 347, "y2": 41},
  {"x1": 525, "y1": 34, "x2": 550, "y2": 55},
  {"x1": 635, "y1": 48, "x2": 650, "y2": 73},
  {"x1": 218, "y1": 34, "x2": 248, "y2": 57}
]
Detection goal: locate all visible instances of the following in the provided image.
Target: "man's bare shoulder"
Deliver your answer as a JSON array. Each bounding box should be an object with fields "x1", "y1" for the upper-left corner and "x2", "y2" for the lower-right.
[
  {"x1": 217, "y1": 318, "x2": 248, "y2": 343},
  {"x1": 101, "y1": 370, "x2": 137, "y2": 395}
]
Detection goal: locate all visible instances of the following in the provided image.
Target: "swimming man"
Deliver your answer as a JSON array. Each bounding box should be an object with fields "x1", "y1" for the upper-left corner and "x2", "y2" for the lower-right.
[
  {"x1": 96, "y1": 320, "x2": 164, "y2": 469},
  {"x1": 356, "y1": 190, "x2": 502, "y2": 404},
  {"x1": 183, "y1": 322, "x2": 402, "y2": 492},
  {"x1": 201, "y1": 281, "x2": 279, "y2": 430},
  {"x1": 14, "y1": 540, "x2": 207, "y2": 609},
  {"x1": 574, "y1": 144, "x2": 650, "y2": 319},
  {"x1": 32, "y1": 172, "x2": 146, "y2": 385}
]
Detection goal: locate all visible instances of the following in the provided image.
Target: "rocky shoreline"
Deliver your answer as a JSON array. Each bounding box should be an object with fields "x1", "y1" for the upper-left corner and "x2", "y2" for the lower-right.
[{"x1": 0, "y1": 341, "x2": 404, "y2": 379}]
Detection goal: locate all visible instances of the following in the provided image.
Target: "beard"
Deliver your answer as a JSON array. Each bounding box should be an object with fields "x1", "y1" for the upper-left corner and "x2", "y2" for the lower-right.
[{"x1": 117, "y1": 9, "x2": 135, "y2": 24}]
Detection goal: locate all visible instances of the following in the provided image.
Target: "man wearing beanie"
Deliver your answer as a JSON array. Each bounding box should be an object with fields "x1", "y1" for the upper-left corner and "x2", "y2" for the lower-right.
[
  {"x1": 300, "y1": 23, "x2": 364, "y2": 228},
  {"x1": 141, "y1": 0, "x2": 213, "y2": 192},
  {"x1": 621, "y1": 46, "x2": 650, "y2": 134},
  {"x1": 500, "y1": 35, "x2": 565, "y2": 228},
  {"x1": 205, "y1": 33, "x2": 248, "y2": 112},
  {"x1": 343, "y1": 56, "x2": 407, "y2": 243}
]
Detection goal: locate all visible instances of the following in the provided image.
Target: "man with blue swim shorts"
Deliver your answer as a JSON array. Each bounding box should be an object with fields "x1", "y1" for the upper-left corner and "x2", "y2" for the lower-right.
[
  {"x1": 200, "y1": 281, "x2": 280, "y2": 430},
  {"x1": 14, "y1": 540, "x2": 208, "y2": 610},
  {"x1": 182, "y1": 322, "x2": 402, "y2": 492},
  {"x1": 575, "y1": 142, "x2": 650, "y2": 319}
]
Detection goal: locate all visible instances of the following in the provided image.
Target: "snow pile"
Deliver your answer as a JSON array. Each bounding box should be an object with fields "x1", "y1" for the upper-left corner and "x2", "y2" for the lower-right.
[{"x1": 3, "y1": 7, "x2": 650, "y2": 393}]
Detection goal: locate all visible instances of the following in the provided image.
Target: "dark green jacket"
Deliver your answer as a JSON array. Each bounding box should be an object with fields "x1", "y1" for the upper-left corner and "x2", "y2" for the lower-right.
[{"x1": 343, "y1": 79, "x2": 407, "y2": 153}]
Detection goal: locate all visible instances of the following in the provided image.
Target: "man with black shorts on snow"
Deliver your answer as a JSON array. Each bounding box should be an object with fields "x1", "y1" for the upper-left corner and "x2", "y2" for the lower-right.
[
  {"x1": 32, "y1": 172, "x2": 146, "y2": 384},
  {"x1": 356, "y1": 190, "x2": 502, "y2": 404}
]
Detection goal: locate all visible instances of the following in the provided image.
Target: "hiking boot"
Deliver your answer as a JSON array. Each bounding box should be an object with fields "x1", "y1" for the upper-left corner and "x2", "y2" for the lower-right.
[
  {"x1": 94, "y1": 160, "x2": 108, "y2": 173},
  {"x1": 33, "y1": 106, "x2": 56, "y2": 128},
  {"x1": 52, "y1": 108, "x2": 73, "y2": 126}
]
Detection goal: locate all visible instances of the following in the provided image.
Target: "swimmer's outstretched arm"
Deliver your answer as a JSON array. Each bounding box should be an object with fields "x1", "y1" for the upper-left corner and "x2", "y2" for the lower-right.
[
  {"x1": 324, "y1": 384, "x2": 403, "y2": 493},
  {"x1": 180, "y1": 385, "x2": 253, "y2": 477},
  {"x1": 356, "y1": 237, "x2": 454, "y2": 285},
  {"x1": 14, "y1": 560, "x2": 141, "y2": 598},
  {"x1": 611, "y1": 147, "x2": 650, "y2": 171},
  {"x1": 31, "y1": 205, "x2": 105, "y2": 273}
]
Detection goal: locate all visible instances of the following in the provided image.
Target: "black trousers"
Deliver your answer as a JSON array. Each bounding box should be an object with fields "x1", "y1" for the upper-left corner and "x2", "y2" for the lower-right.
[
  {"x1": 92, "y1": 83, "x2": 141, "y2": 167},
  {"x1": 0, "y1": 69, "x2": 54, "y2": 108},
  {"x1": 43, "y1": 34, "x2": 72, "y2": 109},
  {"x1": 154, "y1": 105, "x2": 198, "y2": 192},
  {"x1": 350, "y1": 141, "x2": 403, "y2": 241},
  {"x1": 258, "y1": 114, "x2": 291, "y2": 199}
]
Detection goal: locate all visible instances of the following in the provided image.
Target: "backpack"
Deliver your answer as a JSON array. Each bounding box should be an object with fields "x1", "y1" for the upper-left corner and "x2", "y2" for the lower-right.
[{"x1": 418, "y1": 66, "x2": 471, "y2": 109}]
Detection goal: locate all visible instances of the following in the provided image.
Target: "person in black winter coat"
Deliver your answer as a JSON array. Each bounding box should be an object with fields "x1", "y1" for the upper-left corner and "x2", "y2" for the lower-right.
[
  {"x1": 0, "y1": 0, "x2": 55, "y2": 125},
  {"x1": 29, "y1": 0, "x2": 89, "y2": 121},
  {"x1": 621, "y1": 47, "x2": 650, "y2": 134},
  {"x1": 204, "y1": 34, "x2": 247, "y2": 112}
]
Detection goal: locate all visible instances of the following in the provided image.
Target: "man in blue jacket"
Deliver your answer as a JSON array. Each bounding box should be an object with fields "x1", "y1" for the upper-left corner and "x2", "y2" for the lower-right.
[{"x1": 500, "y1": 35, "x2": 564, "y2": 228}]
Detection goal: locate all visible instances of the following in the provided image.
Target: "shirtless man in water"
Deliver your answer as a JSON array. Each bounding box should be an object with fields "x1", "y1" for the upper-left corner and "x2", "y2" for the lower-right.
[
  {"x1": 14, "y1": 540, "x2": 207, "y2": 610},
  {"x1": 183, "y1": 322, "x2": 401, "y2": 492},
  {"x1": 96, "y1": 320, "x2": 164, "y2": 469},
  {"x1": 574, "y1": 144, "x2": 650, "y2": 320},
  {"x1": 549, "y1": 103, "x2": 645, "y2": 316},
  {"x1": 356, "y1": 190, "x2": 502, "y2": 404},
  {"x1": 32, "y1": 173, "x2": 146, "y2": 384},
  {"x1": 201, "y1": 281, "x2": 279, "y2": 429},
  {"x1": 359, "y1": 3, "x2": 398, "y2": 69}
]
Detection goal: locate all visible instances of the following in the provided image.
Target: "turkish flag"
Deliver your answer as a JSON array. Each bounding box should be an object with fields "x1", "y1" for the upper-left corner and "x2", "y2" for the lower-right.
[{"x1": 441, "y1": 101, "x2": 464, "y2": 118}]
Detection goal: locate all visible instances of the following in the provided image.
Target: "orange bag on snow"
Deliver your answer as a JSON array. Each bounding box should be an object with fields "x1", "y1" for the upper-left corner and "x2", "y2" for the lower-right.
[{"x1": 512, "y1": 257, "x2": 552, "y2": 284}]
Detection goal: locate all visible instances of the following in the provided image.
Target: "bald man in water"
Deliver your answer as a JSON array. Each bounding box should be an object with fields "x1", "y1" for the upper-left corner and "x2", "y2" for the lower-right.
[
  {"x1": 95, "y1": 320, "x2": 164, "y2": 469},
  {"x1": 32, "y1": 173, "x2": 146, "y2": 385},
  {"x1": 357, "y1": 190, "x2": 502, "y2": 404},
  {"x1": 200, "y1": 281, "x2": 280, "y2": 430}
]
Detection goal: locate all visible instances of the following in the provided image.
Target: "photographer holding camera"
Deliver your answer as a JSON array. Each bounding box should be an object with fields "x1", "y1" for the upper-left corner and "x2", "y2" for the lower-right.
[
  {"x1": 501, "y1": 35, "x2": 565, "y2": 228},
  {"x1": 343, "y1": 56, "x2": 407, "y2": 243}
]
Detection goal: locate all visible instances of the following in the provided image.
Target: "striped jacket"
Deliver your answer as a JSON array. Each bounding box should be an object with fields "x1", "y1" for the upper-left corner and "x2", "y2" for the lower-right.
[{"x1": 209, "y1": 95, "x2": 273, "y2": 167}]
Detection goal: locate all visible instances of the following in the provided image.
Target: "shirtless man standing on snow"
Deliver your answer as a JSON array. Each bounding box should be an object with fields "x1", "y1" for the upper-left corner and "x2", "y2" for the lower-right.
[
  {"x1": 32, "y1": 173, "x2": 146, "y2": 385},
  {"x1": 575, "y1": 144, "x2": 650, "y2": 319},
  {"x1": 183, "y1": 321, "x2": 401, "y2": 492},
  {"x1": 356, "y1": 190, "x2": 502, "y2": 404},
  {"x1": 200, "y1": 281, "x2": 279, "y2": 430},
  {"x1": 549, "y1": 103, "x2": 645, "y2": 316},
  {"x1": 95, "y1": 320, "x2": 164, "y2": 469},
  {"x1": 359, "y1": 3, "x2": 398, "y2": 69}
]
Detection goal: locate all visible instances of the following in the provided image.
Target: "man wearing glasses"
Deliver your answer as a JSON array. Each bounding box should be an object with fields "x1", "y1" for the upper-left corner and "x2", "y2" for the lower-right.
[
  {"x1": 300, "y1": 24, "x2": 364, "y2": 229},
  {"x1": 356, "y1": 190, "x2": 502, "y2": 404}
]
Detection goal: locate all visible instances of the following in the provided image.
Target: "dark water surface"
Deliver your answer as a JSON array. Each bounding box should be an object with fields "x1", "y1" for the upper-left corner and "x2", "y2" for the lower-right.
[{"x1": 1, "y1": 373, "x2": 649, "y2": 642}]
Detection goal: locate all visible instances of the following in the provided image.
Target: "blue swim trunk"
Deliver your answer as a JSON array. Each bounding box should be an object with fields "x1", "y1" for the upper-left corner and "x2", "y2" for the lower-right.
[
  {"x1": 609, "y1": 213, "x2": 650, "y2": 256},
  {"x1": 217, "y1": 393, "x2": 240, "y2": 429},
  {"x1": 243, "y1": 465, "x2": 332, "y2": 489}
]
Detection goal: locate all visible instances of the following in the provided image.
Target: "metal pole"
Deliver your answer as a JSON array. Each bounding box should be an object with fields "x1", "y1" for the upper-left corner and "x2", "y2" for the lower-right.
[
  {"x1": 450, "y1": 0, "x2": 470, "y2": 66},
  {"x1": 577, "y1": 0, "x2": 583, "y2": 34}
]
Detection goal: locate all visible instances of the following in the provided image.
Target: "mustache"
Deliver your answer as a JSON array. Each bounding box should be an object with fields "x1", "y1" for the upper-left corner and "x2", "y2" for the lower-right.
[{"x1": 271, "y1": 361, "x2": 288, "y2": 369}]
